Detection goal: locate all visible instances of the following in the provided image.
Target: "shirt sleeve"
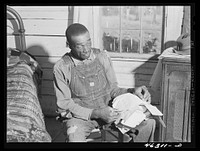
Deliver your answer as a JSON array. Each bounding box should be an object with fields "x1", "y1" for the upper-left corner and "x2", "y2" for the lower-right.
[
  {"x1": 53, "y1": 60, "x2": 93, "y2": 120},
  {"x1": 98, "y1": 50, "x2": 129, "y2": 98}
]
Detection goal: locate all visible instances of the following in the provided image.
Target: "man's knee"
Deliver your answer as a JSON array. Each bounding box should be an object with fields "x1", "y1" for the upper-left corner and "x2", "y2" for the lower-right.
[
  {"x1": 67, "y1": 125, "x2": 78, "y2": 135},
  {"x1": 136, "y1": 118, "x2": 156, "y2": 133},
  {"x1": 131, "y1": 119, "x2": 156, "y2": 142},
  {"x1": 67, "y1": 125, "x2": 86, "y2": 142},
  {"x1": 146, "y1": 118, "x2": 156, "y2": 128}
]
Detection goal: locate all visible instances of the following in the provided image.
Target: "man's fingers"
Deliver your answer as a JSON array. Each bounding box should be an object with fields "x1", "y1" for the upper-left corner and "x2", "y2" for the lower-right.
[
  {"x1": 146, "y1": 96, "x2": 151, "y2": 103},
  {"x1": 142, "y1": 86, "x2": 148, "y2": 92},
  {"x1": 143, "y1": 92, "x2": 151, "y2": 102},
  {"x1": 142, "y1": 86, "x2": 151, "y2": 103},
  {"x1": 110, "y1": 108, "x2": 122, "y2": 117},
  {"x1": 137, "y1": 93, "x2": 144, "y2": 100},
  {"x1": 144, "y1": 112, "x2": 151, "y2": 118},
  {"x1": 137, "y1": 85, "x2": 147, "y2": 99},
  {"x1": 108, "y1": 114, "x2": 121, "y2": 123}
]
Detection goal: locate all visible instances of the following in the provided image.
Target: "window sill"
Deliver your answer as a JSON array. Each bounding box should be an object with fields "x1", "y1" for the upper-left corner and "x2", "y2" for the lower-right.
[{"x1": 108, "y1": 52, "x2": 160, "y2": 62}]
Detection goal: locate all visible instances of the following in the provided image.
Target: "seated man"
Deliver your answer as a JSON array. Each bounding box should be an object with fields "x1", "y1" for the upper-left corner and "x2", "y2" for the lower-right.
[{"x1": 53, "y1": 23, "x2": 156, "y2": 142}]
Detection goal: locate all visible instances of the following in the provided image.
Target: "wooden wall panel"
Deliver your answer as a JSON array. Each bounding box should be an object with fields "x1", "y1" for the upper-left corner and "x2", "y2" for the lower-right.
[
  {"x1": 39, "y1": 95, "x2": 58, "y2": 116},
  {"x1": 41, "y1": 80, "x2": 55, "y2": 95},
  {"x1": 42, "y1": 68, "x2": 54, "y2": 80},
  {"x1": 7, "y1": 36, "x2": 16, "y2": 48},
  {"x1": 35, "y1": 56, "x2": 60, "y2": 68},
  {"x1": 7, "y1": 6, "x2": 71, "y2": 19},
  {"x1": 115, "y1": 73, "x2": 153, "y2": 88},
  {"x1": 7, "y1": 6, "x2": 72, "y2": 57},
  {"x1": 7, "y1": 19, "x2": 69, "y2": 35},
  {"x1": 112, "y1": 60, "x2": 156, "y2": 75},
  {"x1": 7, "y1": 35, "x2": 69, "y2": 56}
]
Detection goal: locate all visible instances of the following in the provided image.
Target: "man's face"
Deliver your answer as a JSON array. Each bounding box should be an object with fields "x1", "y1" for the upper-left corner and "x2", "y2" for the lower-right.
[{"x1": 70, "y1": 32, "x2": 92, "y2": 60}]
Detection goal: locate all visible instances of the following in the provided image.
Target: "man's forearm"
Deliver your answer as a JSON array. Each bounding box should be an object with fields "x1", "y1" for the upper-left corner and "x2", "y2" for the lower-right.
[
  {"x1": 110, "y1": 85, "x2": 129, "y2": 99},
  {"x1": 57, "y1": 98, "x2": 93, "y2": 120}
]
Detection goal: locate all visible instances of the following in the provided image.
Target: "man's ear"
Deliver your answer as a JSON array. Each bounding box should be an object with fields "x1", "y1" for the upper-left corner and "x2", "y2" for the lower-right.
[
  {"x1": 66, "y1": 41, "x2": 73, "y2": 50},
  {"x1": 66, "y1": 42, "x2": 69, "y2": 47}
]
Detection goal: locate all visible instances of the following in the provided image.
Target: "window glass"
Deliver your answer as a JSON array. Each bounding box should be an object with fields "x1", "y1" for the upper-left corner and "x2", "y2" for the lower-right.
[
  {"x1": 101, "y1": 6, "x2": 120, "y2": 29},
  {"x1": 102, "y1": 29, "x2": 120, "y2": 52},
  {"x1": 101, "y1": 6, "x2": 164, "y2": 55},
  {"x1": 142, "y1": 30, "x2": 162, "y2": 54},
  {"x1": 121, "y1": 6, "x2": 140, "y2": 30},
  {"x1": 142, "y1": 6, "x2": 163, "y2": 30},
  {"x1": 121, "y1": 30, "x2": 140, "y2": 53}
]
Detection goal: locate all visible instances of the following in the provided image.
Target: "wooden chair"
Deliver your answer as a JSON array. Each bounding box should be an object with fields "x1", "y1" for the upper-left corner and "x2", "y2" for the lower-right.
[
  {"x1": 100, "y1": 124, "x2": 124, "y2": 142},
  {"x1": 86, "y1": 123, "x2": 124, "y2": 142}
]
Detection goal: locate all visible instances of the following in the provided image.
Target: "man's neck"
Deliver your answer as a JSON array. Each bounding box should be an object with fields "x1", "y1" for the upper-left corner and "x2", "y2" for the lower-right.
[
  {"x1": 70, "y1": 50, "x2": 84, "y2": 61},
  {"x1": 69, "y1": 49, "x2": 95, "y2": 66}
]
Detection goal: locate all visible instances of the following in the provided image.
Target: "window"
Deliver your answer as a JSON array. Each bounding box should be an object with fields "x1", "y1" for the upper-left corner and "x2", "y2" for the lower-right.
[{"x1": 100, "y1": 6, "x2": 165, "y2": 55}]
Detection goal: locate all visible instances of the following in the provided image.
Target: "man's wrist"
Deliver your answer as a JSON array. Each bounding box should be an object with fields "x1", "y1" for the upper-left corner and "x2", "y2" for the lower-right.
[{"x1": 90, "y1": 109, "x2": 99, "y2": 119}]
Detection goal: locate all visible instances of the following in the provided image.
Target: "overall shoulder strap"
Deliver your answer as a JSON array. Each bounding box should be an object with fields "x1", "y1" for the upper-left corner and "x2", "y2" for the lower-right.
[{"x1": 62, "y1": 53, "x2": 74, "y2": 67}]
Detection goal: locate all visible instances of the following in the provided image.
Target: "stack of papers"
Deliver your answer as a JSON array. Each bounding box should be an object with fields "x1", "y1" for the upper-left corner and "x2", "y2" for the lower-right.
[{"x1": 112, "y1": 93, "x2": 165, "y2": 134}]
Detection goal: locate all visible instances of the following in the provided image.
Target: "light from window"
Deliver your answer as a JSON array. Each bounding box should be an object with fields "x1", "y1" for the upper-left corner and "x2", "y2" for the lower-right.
[{"x1": 100, "y1": 6, "x2": 164, "y2": 54}]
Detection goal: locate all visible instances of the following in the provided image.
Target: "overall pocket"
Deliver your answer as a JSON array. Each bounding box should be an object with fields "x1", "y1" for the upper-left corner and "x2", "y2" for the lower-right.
[
  {"x1": 71, "y1": 74, "x2": 87, "y2": 97},
  {"x1": 70, "y1": 65, "x2": 108, "y2": 98}
]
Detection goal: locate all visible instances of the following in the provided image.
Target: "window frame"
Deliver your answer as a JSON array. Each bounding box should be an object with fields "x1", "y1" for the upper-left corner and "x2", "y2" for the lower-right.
[{"x1": 99, "y1": 6, "x2": 166, "y2": 61}]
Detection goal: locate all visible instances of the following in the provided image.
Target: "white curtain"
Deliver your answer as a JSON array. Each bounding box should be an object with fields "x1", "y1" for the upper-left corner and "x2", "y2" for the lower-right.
[
  {"x1": 182, "y1": 6, "x2": 190, "y2": 35},
  {"x1": 73, "y1": 6, "x2": 101, "y2": 49},
  {"x1": 164, "y1": 6, "x2": 184, "y2": 42}
]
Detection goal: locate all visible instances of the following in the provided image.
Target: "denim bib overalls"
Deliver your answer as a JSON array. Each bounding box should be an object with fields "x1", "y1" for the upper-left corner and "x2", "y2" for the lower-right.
[
  {"x1": 62, "y1": 49, "x2": 112, "y2": 141},
  {"x1": 64, "y1": 49, "x2": 111, "y2": 109}
]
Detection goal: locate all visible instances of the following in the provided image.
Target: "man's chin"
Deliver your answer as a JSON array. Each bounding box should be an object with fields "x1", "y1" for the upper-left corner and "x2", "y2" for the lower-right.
[
  {"x1": 81, "y1": 53, "x2": 90, "y2": 59},
  {"x1": 82, "y1": 56, "x2": 90, "y2": 60}
]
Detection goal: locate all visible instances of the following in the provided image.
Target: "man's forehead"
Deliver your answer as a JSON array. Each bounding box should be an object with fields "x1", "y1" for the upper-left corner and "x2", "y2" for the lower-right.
[
  {"x1": 71, "y1": 31, "x2": 89, "y2": 38},
  {"x1": 71, "y1": 32, "x2": 91, "y2": 43}
]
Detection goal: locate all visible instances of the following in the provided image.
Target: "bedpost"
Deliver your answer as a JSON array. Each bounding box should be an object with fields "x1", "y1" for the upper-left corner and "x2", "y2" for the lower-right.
[{"x1": 7, "y1": 6, "x2": 26, "y2": 52}]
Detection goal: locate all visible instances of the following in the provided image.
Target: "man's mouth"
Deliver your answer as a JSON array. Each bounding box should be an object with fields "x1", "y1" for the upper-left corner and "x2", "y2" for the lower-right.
[{"x1": 82, "y1": 51, "x2": 90, "y2": 56}]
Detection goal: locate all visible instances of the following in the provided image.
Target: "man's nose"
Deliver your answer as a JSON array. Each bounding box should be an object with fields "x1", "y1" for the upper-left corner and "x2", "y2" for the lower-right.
[{"x1": 82, "y1": 45, "x2": 89, "y2": 52}]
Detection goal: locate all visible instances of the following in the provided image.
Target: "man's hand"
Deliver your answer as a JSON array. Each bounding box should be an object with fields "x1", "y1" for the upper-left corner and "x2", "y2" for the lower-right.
[
  {"x1": 140, "y1": 105, "x2": 151, "y2": 118},
  {"x1": 91, "y1": 107, "x2": 121, "y2": 123},
  {"x1": 135, "y1": 85, "x2": 151, "y2": 103}
]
